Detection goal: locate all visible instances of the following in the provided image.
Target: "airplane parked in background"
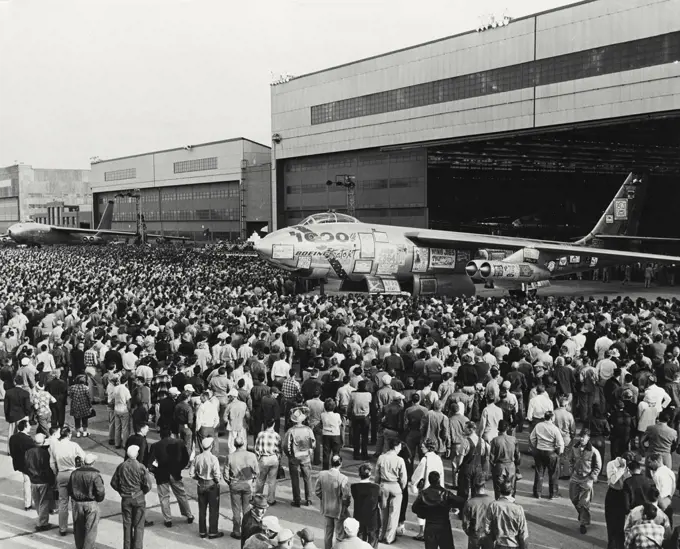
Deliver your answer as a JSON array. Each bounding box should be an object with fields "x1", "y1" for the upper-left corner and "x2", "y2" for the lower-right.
[
  {"x1": 3, "y1": 201, "x2": 188, "y2": 246},
  {"x1": 255, "y1": 173, "x2": 680, "y2": 297}
]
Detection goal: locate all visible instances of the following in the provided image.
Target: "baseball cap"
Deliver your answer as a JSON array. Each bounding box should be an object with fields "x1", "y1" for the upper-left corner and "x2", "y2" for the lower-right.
[
  {"x1": 297, "y1": 529, "x2": 315, "y2": 544},
  {"x1": 277, "y1": 529, "x2": 294, "y2": 543},
  {"x1": 262, "y1": 516, "x2": 281, "y2": 533}
]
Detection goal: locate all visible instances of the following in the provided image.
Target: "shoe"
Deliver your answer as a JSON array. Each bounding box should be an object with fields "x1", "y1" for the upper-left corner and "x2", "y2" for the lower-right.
[
  {"x1": 60, "y1": 530, "x2": 68, "y2": 536},
  {"x1": 396, "y1": 525, "x2": 404, "y2": 536},
  {"x1": 187, "y1": 516, "x2": 194, "y2": 524},
  {"x1": 208, "y1": 532, "x2": 224, "y2": 539},
  {"x1": 303, "y1": 499, "x2": 311, "y2": 506},
  {"x1": 269, "y1": 501, "x2": 277, "y2": 506},
  {"x1": 291, "y1": 502, "x2": 301, "y2": 507},
  {"x1": 35, "y1": 524, "x2": 55, "y2": 532},
  {"x1": 200, "y1": 534, "x2": 207, "y2": 539},
  {"x1": 76, "y1": 432, "x2": 81, "y2": 438},
  {"x1": 532, "y1": 494, "x2": 541, "y2": 499},
  {"x1": 145, "y1": 520, "x2": 154, "y2": 527},
  {"x1": 108, "y1": 440, "x2": 115, "y2": 445},
  {"x1": 579, "y1": 524, "x2": 587, "y2": 534},
  {"x1": 164, "y1": 521, "x2": 172, "y2": 528},
  {"x1": 25, "y1": 506, "x2": 33, "y2": 511},
  {"x1": 115, "y1": 446, "x2": 122, "y2": 449},
  {"x1": 549, "y1": 495, "x2": 561, "y2": 500},
  {"x1": 82, "y1": 432, "x2": 89, "y2": 437},
  {"x1": 231, "y1": 533, "x2": 241, "y2": 539}
]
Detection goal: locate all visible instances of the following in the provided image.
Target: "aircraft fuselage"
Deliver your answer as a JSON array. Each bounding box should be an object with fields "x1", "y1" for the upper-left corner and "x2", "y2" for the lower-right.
[{"x1": 7, "y1": 223, "x2": 106, "y2": 246}]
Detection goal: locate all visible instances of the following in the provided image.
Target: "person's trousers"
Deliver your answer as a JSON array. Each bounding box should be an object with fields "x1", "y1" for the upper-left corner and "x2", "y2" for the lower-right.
[
  {"x1": 610, "y1": 436, "x2": 630, "y2": 460},
  {"x1": 577, "y1": 392, "x2": 594, "y2": 423},
  {"x1": 289, "y1": 458, "x2": 312, "y2": 503},
  {"x1": 7, "y1": 421, "x2": 18, "y2": 455},
  {"x1": 569, "y1": 481, "x2": 593, "y2": 526},
  {"x1": 467, "y1": 536, "x2": 493, "y2": 549},
  {"x1": 512, "y1": 393, "x2": 524, "y2": 432},
  {"x1": 32, "y1": 483, "x2": 52, "y2": 527},
  {"x1": 157, "y1": 478, "x2": 193, "y2": 523},
  {"x1": 72, "y1": 500, "x2": 100, "y2": 549},
  {"x1": 197, "y1": 426, "x2": 219, "y2": 457},
  {"x1": 197, "y1": 482, "x2": 220, "y2": 536},
  {"x1": 121, "y1": 495, "x2": 146, "y2": 549},
  {"x1": 74, "y1": 417, "x2": 89, "y2": 431},
  {"x1": 405, "y1": 430, "x2": 422, "y2": 463},
  {"x1": 492, "y1": 463, "x2": 516, "y2": 499},
  {"x1": 533, "y1": 450, "x2": 559, "y2": 497},
  {"x1": 322, "y1": 435, "x2": 342, "y2": 470},
  {"x1": 229, "y1": 486, "x2": 251, "y2": 536},
  {"x1": 399, "y1": 484, "x2": 409, "y2": 524},
  {"x1": 352, "y1": 416, "x2": 370, "y2": 458},
  {"x1": 379, "y1": 482, "x2": 402, "y2": 544},
  {"x1": 605, "y1": 487, "x2": 626, "y2": 549},
  {"x1": 358, "y1": 519, "x2": 380, "y2": 549},
  {"x1": 457, "y1": 464, "x2": 475, "y2": 501},
  {"x1": 375, "y1": 428, "x2": 398, "y2": 457},
  {"x1": 323, "y1": 516, "x2": 344, "y2": 549},
  {"x1": 57, "y1": 470, "x2": 73, "y2": 532},
  {"x1": 108, "y1": 409, "x2": 116, "y2": 442},
  {"x1": 178, "y1": 425, "x2": 193, "y2": 457},
  {"x1": 115, "y1": 411, "x2": 130, "y2": 447},
  {"x1": 255, "y1": 455, "x2": 279, "y2": 503},
  {"x1": 20, "y1": 472, "x2": 32, "y2": 508},
  {"x1": 313, "y1": 431, "x2": 322, "y2": 466},
  {"x1": 36, "y1": 414, "x2": 51, "y2": 435},
  {"x1": 51, "y1": 403, "x2": 66, "y2": 428},
  {"x1": 424, "y1": 522, "x2": 454, "y2": 549}
]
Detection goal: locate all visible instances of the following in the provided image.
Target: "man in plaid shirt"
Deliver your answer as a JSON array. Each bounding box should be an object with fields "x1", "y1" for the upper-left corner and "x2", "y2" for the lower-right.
[
  {"x1": 625, "y1": 503, "x2": 667, "y2": 549},
  {"x1": 254, "y1": 419, "x2": 282, "y2": 505},
  {"x1": 282, "y1": 369, "x2": 300, "y2": 401}
]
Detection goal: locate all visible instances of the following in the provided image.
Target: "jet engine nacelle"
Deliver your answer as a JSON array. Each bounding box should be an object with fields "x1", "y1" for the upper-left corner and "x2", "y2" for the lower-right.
[
  {"x1": 469, "y1": 260, "x2": 551, "y2": 283},
  {"x1": 464, "y1": 260, "x2": 489, "y2": 280},
  {"x1": 83, "y1": 235, "x2": 103, "y2": 244},
  {"x1": 412, "y1": 274, "x2": 475, "y2": 298}
]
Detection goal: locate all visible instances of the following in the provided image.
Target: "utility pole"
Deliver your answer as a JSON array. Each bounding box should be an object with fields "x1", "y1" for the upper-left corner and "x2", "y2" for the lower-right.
[{"x1": 326, "y1": 175, "x2": 357, "y2": 217}]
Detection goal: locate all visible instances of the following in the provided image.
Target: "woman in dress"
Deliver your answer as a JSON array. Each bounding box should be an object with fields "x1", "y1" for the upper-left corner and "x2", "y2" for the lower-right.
[{"x1": 68, "y1": 375, "x2": 92, "y2": 437}]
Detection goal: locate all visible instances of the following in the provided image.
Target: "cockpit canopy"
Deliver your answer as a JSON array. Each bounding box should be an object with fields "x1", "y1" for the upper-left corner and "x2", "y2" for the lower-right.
[{"x1": 298, "y1": 212, "x2": 359, "y2": 226}]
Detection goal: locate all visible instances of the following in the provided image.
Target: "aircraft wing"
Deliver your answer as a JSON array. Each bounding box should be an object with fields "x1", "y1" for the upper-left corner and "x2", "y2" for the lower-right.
[
  {"x1": 594, "y1": 235, "x2": 680, "y2": 243},
  {"x1": 145, "y1": 233, "x2": 191, "y2": 241},
  {"x1": 50, "y1": 226, "x2": 138, "y2": 237},
  {"x1": 404, "y1": 230, "x2": 680, "y2": 264}
]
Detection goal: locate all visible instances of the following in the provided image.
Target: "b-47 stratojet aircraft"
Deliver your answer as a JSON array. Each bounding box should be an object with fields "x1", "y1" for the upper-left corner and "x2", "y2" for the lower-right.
[
  {"x1": 3, "y1": 201, "x2": 187, "y2": 246},
  {"x1": 255, "y1": 173, "x2": 680, "y2": 297}
]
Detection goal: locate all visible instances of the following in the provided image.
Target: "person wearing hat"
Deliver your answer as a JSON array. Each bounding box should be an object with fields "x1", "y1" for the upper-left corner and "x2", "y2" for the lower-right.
[
  {"x1": 224, "y1": 435, "x2": 259, "y2": 539},
  {"x1": 315, "y1": 454, "x2": 351, "y2": 549},
  {"x1": 110, "y1": 445, "x2": 154, "y2": 547},
  {"x1": 225, "y1": 387, "x2": 249, "y2": 457},
  {"x1": 241, "y1": 495, "x2": 273, "y2": 549},
  {"x1": 297, "y1": 528, "x2": 318, "y2": 549},
  {"x1": 192, "y1": 436, "x2": 223, "y2": 539},
  {"x1": 25, "y1": 432, "x2": 56, "y2": 531},
  {"x1": 283, "y1": 408, "x2": 316, "y2": 507},
  {"x1": 68, "y1": 453, "x2": 105, "y2": 549},
  {"x1": 243, "y1": 515, "x2": 281, "y2": 549},
  {"x1": 333, "y1": 518, "x2": 372, "y2": 549},
  {"x1": 568, "y1": 428, "x2": 602, "y2": 534},
  {"x1": 489, "y1": 420, "x2": 521, "y2": 500},
  {"x1": 461, "y1": 472, "x2": 493, "y2": 549}
]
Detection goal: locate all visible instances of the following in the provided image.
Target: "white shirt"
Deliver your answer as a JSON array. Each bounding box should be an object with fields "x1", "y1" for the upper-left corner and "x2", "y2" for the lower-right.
[
  {"x1": 645, "y1": 385, "x2": 671, "y2": 412},
  {"x1": 271, "y1": 359, "x2": 290, "y2": 380},
  {"x1": 196, "y1": 400, "x2": 220, "y2": 429},
  {"x1": 412, "y1": 451, "x2": 444, "y2": 490},
  {"x1": 113, "y1": 384, "x2": 131, "y2": 414},
  {"x1": 527, "y1": 393, "x2": 554, "y2": 421},
  {"x1": 594, "y1": 336, "x2": 613, "y2": 360},
  {"x1": 122, "y1": 351, "x2": 138, "y2": 371},
  {"x1": 36, "y1": 351, "x2": 56, "y2": 372},
  {"x1": 653, "y1": 465, "x2": 676, "y2": 500}
]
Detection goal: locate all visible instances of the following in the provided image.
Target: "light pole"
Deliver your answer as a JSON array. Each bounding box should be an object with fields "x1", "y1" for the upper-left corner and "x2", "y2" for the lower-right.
[{"x1": 326, "y1": 175, "x2": 357, "y2": 217}]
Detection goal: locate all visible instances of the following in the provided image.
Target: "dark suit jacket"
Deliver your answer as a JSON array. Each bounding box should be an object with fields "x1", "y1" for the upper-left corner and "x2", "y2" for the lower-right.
[
  {"x1": 4, "y1": 386, "x2": 31, "y2": 423},
  {"x1": 148, "y1": 437, "x2": 190, "y2": 483},
  {"x1": 9, "y1": 432, "x2": 35, "y2": 473}
]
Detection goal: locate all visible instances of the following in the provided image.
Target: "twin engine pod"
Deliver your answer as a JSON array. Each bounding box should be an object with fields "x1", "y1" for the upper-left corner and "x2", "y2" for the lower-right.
[{"x1": 465, "y1": 260, "x2": 551, "y2": 282}]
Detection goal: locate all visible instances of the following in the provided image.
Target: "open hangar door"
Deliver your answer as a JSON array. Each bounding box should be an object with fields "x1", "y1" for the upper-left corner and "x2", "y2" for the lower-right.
[{"x1": 420, "y1": 113, "x2": 680, "y2": 242}]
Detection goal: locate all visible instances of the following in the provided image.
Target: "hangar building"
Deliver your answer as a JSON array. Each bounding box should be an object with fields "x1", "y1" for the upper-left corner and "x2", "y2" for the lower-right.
[
  {"x1": 270, "y1": 0, "x2": 680, "y2": 240},
  {"x1": 90, "y1": 138, "x2": 271, "y2": 241}
]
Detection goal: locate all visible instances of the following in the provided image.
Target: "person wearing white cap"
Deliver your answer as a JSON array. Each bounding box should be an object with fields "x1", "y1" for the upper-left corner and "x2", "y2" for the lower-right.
[
  {"x1": 25, "y1": 433, "x2": 55, "y2": 531},
  {"x1": 275, "y1": 529, "x2": 295, "y2": 549},
  {"x1": 110, "y1": 445, "x2": 154, "y2": 548},
  {"x1": 68, "y1": 453, "x2": 105, "y2": 549},
  {"x1": 192, "y1": 437, "x2": 223, "y2": 539},
  {"x1": 243, "y1": 515, "x2": 281, "y2": 549},
  {"x1": 333, "y1": 518, "x2": 372, "y2": 549},
  {"x1": 224, "y1": 387, "x2": 249, "y2": 456}
]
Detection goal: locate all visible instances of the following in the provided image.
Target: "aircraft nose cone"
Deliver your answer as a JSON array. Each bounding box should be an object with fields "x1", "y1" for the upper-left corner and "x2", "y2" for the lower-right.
[
  {"x1": 253, "y1": 237, "x2": 270, "y2": 258},
  {"x1": 479, "y1": 262, "x2": 492, "y2": 278},
  {"x1": 465, "y1": 262, "x2": 478, "y2": 277}
]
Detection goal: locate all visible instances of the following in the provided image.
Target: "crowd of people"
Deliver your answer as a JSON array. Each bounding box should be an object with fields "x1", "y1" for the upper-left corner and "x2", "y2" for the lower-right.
[{"x1": 2, "y1": 245, "x2": 680, "y2": 549}]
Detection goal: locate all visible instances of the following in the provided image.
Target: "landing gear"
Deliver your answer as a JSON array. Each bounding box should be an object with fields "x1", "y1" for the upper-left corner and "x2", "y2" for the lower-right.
[{"x1": 508, "y1": 289, "x2": 537, "y2": 299}]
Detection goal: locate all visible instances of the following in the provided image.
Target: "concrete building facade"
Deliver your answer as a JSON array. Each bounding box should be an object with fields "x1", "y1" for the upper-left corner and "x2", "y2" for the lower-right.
[
  {"x1": 270, "y1": 0, "x2": 680, "y2": 233},
  {"x1": 90, "y1": 138, "x2": 271, "y2": 241},
  {"x1": 0, "y1": 164, "x2": 91, "y2": 232}
]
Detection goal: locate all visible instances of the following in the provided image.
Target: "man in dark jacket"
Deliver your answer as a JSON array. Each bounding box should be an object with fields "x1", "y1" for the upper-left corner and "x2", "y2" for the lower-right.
[
  {"x1": 46, "y1": 372, "x2": 68, "y2": 428},
  {"x1": 68, "y1": 453, "x2": 106, "y2": 549},
  {"x1": 9, "y1": 419, "x2": 35, "y2": 510},
  {"x1": 25, "y1": 432, "x2": 55, "y2": 530},
  {"x1": 158, "y1": 387, "x2": 179, "y2": 434},
  {"x1": 148, "y1": 427, "x2": 194, "y2": 528},
  {"x1": 412, "y1": 471, "x2": 464, "y2": 549},
  {"x1": 4, "y1": 376, "x2": 31, "y2": 455},
  {"x1": 125, "y1": 422, "x2": 150, "y2": 467}
]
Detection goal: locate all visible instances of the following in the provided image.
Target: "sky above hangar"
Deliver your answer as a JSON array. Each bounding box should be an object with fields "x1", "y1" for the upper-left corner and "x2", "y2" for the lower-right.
[{"x1": 0, "y1": 0, "x2": 579, "y2": 169}]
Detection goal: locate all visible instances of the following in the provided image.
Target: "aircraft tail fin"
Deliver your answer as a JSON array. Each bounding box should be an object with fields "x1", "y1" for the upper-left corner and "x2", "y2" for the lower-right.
[
  {"x1": 577, "y1": 172, "x2": 648, "y2": 245},
  {"x1": 95, "y1": 201, "x2": 115, "y2": 233}
]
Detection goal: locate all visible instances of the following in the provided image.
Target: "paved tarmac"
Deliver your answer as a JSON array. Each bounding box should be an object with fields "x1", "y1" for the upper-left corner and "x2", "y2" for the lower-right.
[{"x1": 1, "y1": 280, "x2": 679, "y2": 549}]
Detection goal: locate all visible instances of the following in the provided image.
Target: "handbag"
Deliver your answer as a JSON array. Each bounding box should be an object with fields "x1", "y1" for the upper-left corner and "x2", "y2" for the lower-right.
[
  {"x1": 410, "y1": 454, "x2": 429, "y2": 495},
  {"x1": 277, "y1": 465, "x2": 286, "y2": 480},
  {"x1": 88, "y1": 408, "x2": 97, "y2": 418}
]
